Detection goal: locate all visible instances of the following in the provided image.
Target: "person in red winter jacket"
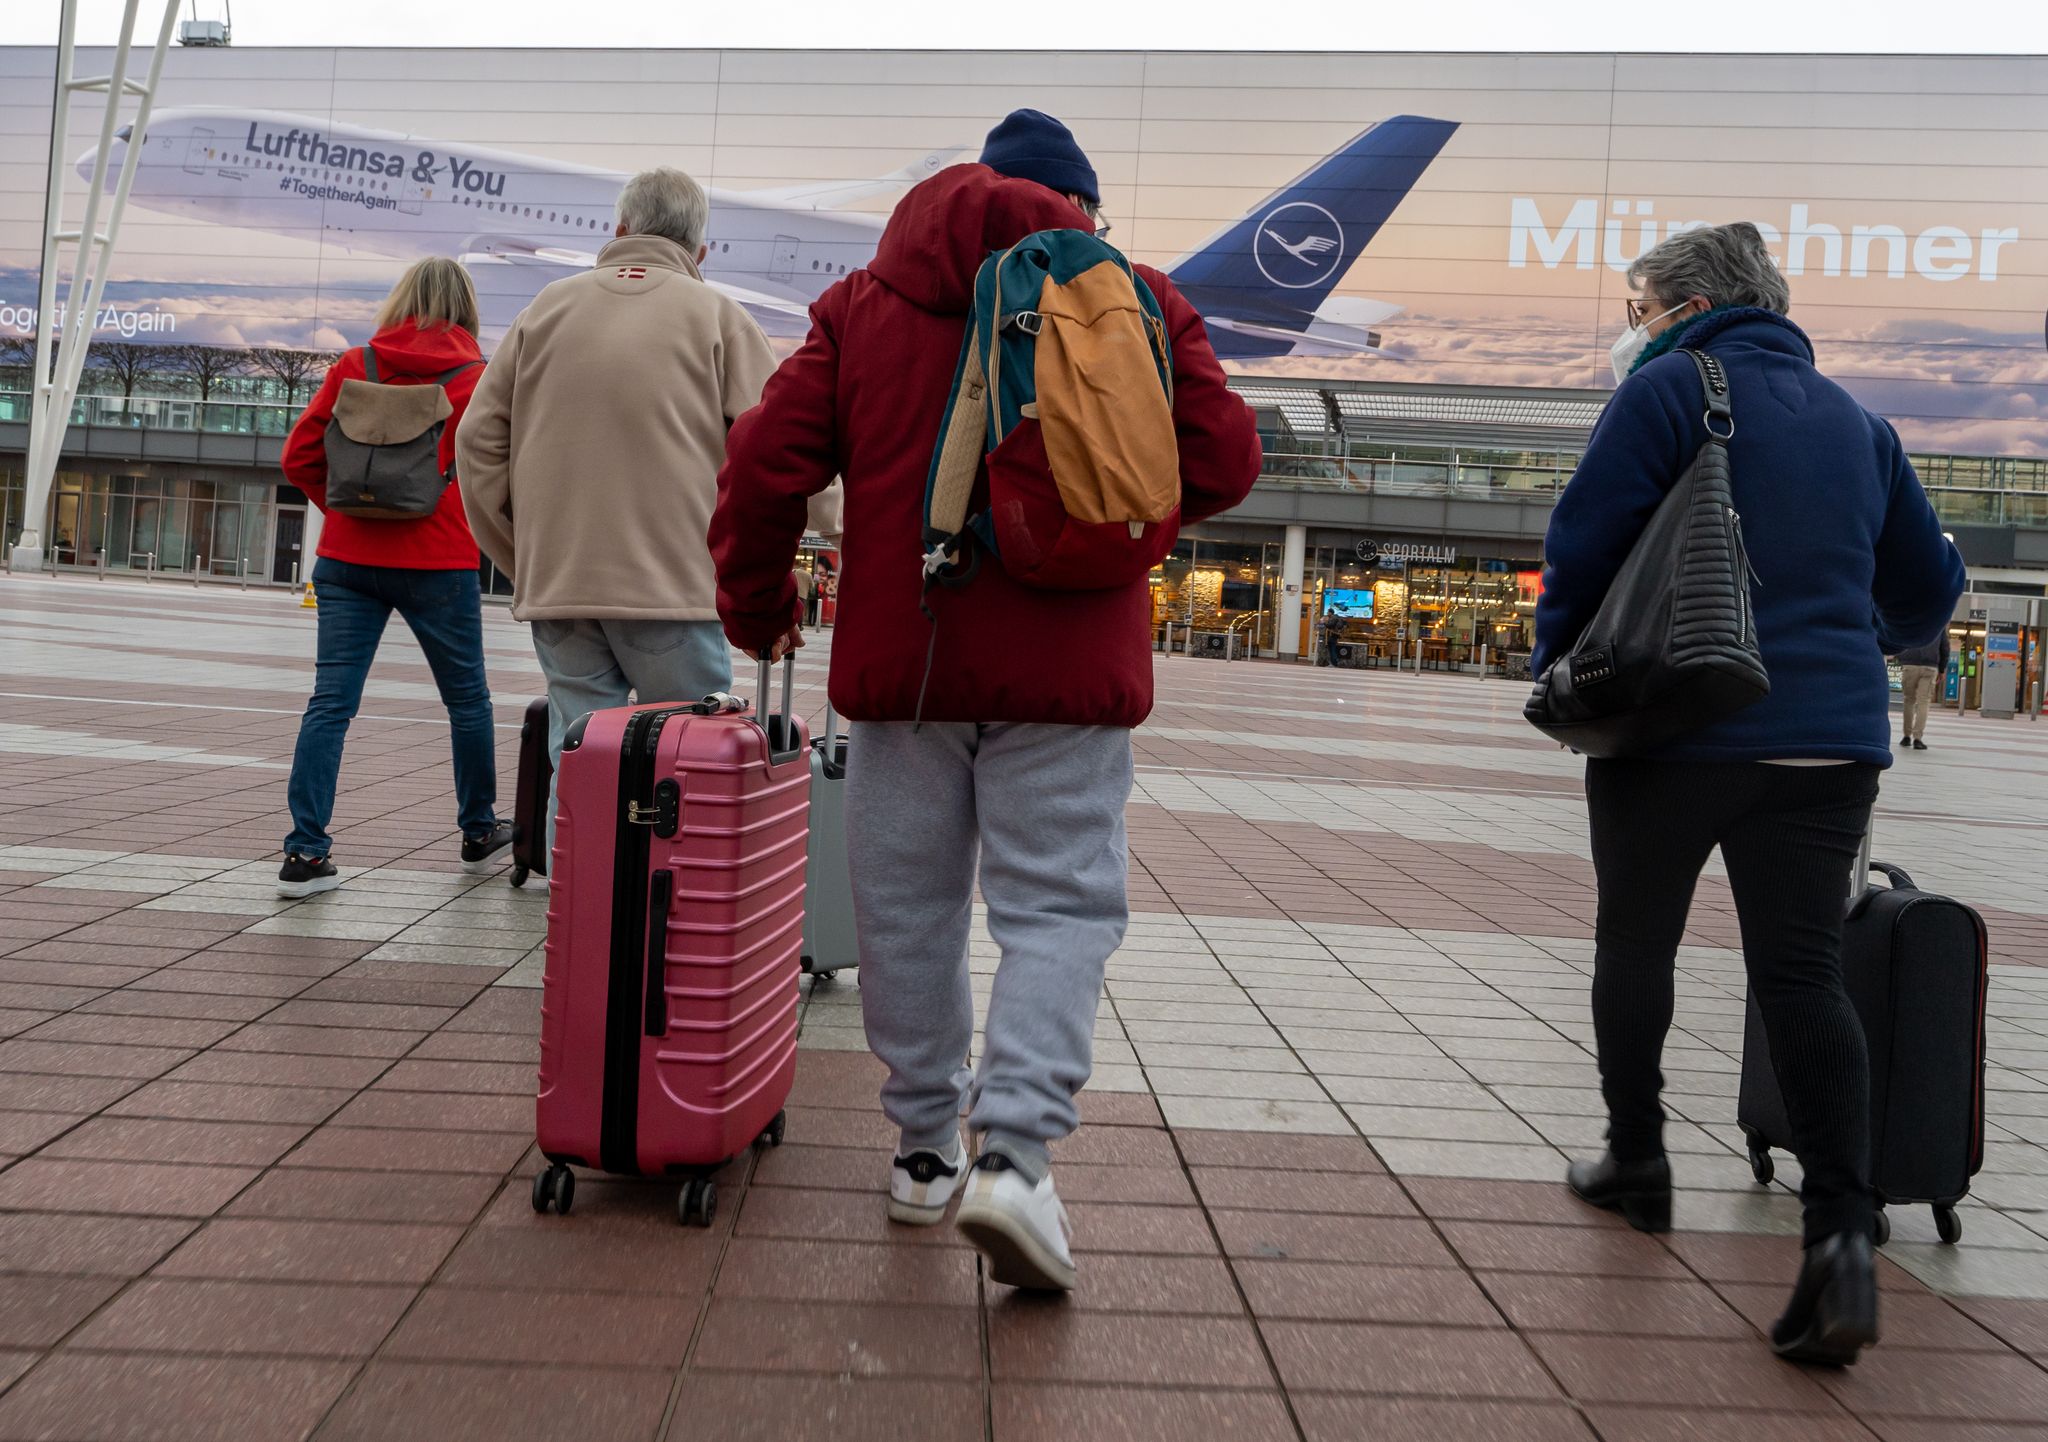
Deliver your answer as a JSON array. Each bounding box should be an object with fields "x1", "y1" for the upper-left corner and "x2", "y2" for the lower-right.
[
  {"x1": 711, "y1": 110, "x2": 1260, "y2": 1291},
  {"x1": 276, "y1": 258, "x2": 512, "y2": 898}
]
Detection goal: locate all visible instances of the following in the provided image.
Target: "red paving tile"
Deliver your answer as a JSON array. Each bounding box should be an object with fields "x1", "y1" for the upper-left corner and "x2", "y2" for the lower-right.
[
  {"x1": 664, "y1": 1374, "x2": 985, "y2": 1442},
  {"x1": 696, "y1": 1297, "x2": 982, "y2": 1378},
  {"x1": 318, "y1": 1361, "x2": 675, "y2": 1441},
  {"x1": 1526, "y1": 1334, "x2": 1844, "y2": 1411},
  {"x1": 0, "y1": 1353, "x2": 356, "y2": 1441},
  {"x1": 992, "y1": 1384, "x2": 1298, "y2": 1442},
  {"x1": 1262, "y1": 1320, "x2": 1563, "y2": 1399},
  {"x1": 987, "y1": 1308, "x2": 1273, "y2": 1387},
  {"x1": 153, "y1": 1217, "x2": 463, "y2": 1284},
  {"x1": 0, "y1": 1156, "x2": 258, "y2": 1216},
  {"x1": 68, "y1": 1277, "x2": 415, "y2": 1358},
  {"x1": 1292, "y1": 1397, "x2": 1597, "y2": 1442},
  {"x1": 384, "y1": 1286, "x2": 701, "y2": 1367}
]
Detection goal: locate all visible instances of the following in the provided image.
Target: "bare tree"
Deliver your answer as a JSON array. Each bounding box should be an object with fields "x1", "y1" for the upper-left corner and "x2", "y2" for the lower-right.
[
  {"x1": 165, "y1": 343, "x2": 250, "y2": 403},
  {"x1": 0, "y1": 334, "x2": 31, "y2": 390},
  {"x1": 249, "y1": 348, "x2": 335, "y2": 407},
  {"x1": 86, "y1": 341, "x2": 162, "y2": 399}
]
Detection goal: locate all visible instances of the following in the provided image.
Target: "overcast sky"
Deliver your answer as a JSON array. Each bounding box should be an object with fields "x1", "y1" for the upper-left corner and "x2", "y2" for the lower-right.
[{"x1": 6, "y1": 0, "x2": 2047, "y2": 53}]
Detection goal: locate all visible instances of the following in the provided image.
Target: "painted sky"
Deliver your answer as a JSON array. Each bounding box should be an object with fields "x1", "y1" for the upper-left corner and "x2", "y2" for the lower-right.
[{"x1": 2, "y1": 47, "x2": 2043, "y2": 454}]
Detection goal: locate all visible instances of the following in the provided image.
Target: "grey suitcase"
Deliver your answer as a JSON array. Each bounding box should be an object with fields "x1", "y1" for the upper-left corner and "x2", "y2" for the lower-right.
[{"x1": 801, "y1": 700, "x2": 857, "y2": 980}]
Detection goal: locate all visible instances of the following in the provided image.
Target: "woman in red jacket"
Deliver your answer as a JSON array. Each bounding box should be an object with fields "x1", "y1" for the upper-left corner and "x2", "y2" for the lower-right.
[{"x1": 276, "y1": 257, "x2": 511, "y2": 897}]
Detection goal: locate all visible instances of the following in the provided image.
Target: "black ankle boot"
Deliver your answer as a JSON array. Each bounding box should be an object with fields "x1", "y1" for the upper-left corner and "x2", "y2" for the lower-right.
[
  {"x1": 1771, "y1": 1230, "x2": 1879, "y2": 1366},
  {"x1": 1566, "y1": 1151, "x2": 1672, "y2": 1233}
]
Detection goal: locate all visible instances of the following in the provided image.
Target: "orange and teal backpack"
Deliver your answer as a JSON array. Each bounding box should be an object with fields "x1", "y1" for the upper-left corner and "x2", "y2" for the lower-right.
[{"x1": 922, "y1": 229, "x2": 1182, "y2": 591}]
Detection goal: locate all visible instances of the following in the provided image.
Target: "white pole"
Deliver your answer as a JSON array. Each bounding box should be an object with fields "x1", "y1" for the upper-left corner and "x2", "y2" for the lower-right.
[
  {"x1": 1277, "y1": 524, "x2": 1306, "y2": 658},
  {"x1": 14, "y1": 0, "x2": 180, "y2": 573}
]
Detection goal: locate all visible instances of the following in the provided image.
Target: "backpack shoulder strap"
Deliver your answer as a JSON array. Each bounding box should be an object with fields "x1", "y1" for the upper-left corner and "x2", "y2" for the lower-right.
[
  {"x1": 360, "y1": 342, "x2": 380, "y2": 384},
  {"x1": 433, "y1": 359, "x2": 483, "y2": 385},
  {"x1": 926, "y1": 332, "x2": 988, "y2": 544}
]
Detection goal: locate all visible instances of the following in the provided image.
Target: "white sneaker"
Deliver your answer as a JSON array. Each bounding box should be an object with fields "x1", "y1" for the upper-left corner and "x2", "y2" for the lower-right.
[
  {"x1": 954, "y1": 1153, "x2": 1076, "y2": 1291},
  {"x1": 887, "y1": 1137, "x2": 967, "y2": 1226}
]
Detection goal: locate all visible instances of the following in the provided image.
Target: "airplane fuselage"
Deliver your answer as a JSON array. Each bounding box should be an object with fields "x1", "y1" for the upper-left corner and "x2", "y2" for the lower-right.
[{"x1": 99, "y1": 109, "x2": 884, "y2": 327}]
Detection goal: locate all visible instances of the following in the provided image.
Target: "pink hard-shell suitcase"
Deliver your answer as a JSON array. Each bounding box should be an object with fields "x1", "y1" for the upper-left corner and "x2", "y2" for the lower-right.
[{"x1": 532, "y1": 659, "x2": 808, "y2": 1227}]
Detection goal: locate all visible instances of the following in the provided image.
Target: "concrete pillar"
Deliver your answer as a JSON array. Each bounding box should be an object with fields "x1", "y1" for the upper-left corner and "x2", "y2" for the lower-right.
[{"x1": 1277, "y1": 524, "x2": 1307, "y2": 657}]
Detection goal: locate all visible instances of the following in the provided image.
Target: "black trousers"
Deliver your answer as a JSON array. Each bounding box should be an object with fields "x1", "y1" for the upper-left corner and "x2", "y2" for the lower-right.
[{"x1": 1585, "y1": 758, "x2": 1880, "y2": 1245}]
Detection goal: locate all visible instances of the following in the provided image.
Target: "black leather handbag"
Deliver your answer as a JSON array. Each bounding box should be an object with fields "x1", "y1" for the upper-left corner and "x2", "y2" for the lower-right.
[{"x1": 1524, "y1": 349, "x2": 1770, "y2": 757}]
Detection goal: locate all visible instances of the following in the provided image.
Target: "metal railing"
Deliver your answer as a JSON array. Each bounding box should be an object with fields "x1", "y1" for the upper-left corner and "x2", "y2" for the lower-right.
[
  {"x1": 1256, "y1": 444, "x2": 2048, "y2": 528},
  {"x1": 8, "y1": 384, "x2": 2046, "y2": 529},
  {"x1": 0, "y1": 388, "x2": 297, "y2": 437}
]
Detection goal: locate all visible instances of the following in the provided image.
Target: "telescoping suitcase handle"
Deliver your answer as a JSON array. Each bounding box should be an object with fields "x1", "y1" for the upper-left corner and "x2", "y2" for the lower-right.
[{"x1": 754, "y1": 655, "x2": 804, "y2": 765}]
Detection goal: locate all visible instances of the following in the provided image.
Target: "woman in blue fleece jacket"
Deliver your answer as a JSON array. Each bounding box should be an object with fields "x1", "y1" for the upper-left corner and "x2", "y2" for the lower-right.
[{"x1": 1535, "y1": 222, "x2": 1965, "y2": 1368}]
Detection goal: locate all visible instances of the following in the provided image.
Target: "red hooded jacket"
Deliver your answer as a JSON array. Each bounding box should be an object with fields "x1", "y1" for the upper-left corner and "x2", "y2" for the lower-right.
[
  {"x1": 281, "y1": 318, "x2": 485, "y2": 571},
  {"x1": 710, "y1": 165, "x2": 1262, "y2": 728}
]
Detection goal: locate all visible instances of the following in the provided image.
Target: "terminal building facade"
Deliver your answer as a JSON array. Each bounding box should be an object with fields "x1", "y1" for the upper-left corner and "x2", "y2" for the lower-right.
[{"x1": 2, "y1": 46, "x2": 2044, "y2": 707}]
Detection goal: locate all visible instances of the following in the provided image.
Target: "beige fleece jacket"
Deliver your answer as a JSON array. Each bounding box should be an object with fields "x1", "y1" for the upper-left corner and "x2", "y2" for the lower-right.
[{"x1": 456, "y1": 234, "x2": 839, "y2": 621}]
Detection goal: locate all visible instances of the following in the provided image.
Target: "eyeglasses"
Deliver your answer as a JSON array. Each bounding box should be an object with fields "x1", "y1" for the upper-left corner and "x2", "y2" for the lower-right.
[
  {"x1": 1080, "y1": 203, "x2": 1111, "y2": 240},
  {"x1": 1625, "y1": 297, "x2": 1657, "y2": 328}
]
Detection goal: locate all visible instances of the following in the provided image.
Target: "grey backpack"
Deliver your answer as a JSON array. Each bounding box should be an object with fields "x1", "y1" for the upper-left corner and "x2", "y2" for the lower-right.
[{"x1": 322, "y1": 344, "x2": 481, "y2": 519}]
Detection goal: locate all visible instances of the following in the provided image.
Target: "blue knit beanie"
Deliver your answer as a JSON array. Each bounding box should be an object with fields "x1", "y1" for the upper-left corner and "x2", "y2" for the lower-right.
[{"x1": 978, "y1": 109, "x2": 1099, "y2": 205}]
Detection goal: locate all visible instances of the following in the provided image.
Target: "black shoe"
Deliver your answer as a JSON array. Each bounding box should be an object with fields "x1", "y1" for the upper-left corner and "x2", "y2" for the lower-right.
[
  {"x1": 1771, "y1": 1230, "x2": 1879, "y2": 1366},
  {"x1": 1898, "y1": 736, "x2": 1911, "y2": 747},
  {"x1": 460, "y1": 821, "x2": 516, "y2": 874},
  {"x1": 1567, "y1": 1151, "x2": 1672, "y2": 1233},
  {"x1": 277, "y1": 852, "x2": 340, "y2": 900},
  {"x1": 1912, "y1": 739, "x2": 1928, "y2": 751}
]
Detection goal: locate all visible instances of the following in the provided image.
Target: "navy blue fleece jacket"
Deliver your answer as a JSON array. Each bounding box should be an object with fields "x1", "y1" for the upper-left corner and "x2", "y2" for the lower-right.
[{"x1": 1532, "y1": 308, "x2": 1965, "y2": 766}]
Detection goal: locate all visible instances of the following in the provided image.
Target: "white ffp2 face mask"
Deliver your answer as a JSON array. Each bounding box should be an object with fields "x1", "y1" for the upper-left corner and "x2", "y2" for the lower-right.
[{"x1": 1609, "y1": 301, "x2": 1691, "y2": 383}]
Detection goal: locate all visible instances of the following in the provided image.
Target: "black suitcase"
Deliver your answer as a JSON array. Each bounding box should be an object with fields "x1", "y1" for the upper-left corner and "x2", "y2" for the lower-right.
[
  {"x1": 509, "y1": 696, "x2": 552, "y2": 889},
  {"x1": 1739, "y1": 853, "x2": 1988, "y2": 1245}
]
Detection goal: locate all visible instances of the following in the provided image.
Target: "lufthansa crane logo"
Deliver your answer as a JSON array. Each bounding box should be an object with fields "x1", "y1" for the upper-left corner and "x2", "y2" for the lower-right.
[{"x1": 1254, "y1": 202, "x2": 1346, "y2": 290}]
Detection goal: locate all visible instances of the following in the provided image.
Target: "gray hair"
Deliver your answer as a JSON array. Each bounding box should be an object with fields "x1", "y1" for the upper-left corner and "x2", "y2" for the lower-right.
[
  {"x1": 615, "y1": 166, "x2": 709, "y2": 251},
  {"x1": 1627, "y1": 221, "x2": 1790, "y2": 315}
]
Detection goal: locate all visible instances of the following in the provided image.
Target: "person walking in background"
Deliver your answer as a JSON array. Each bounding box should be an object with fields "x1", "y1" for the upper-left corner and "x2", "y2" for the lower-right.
[
  {"x1": 795, "y1": 564, "x2": 818, "y2": 630},
  {"x1": 1895, "y1": 629, "x2": 1950, "y2": 750},
  {"x1": 1533, "y1": 222, "x2": 1965, "y2": 1365},
  {"x1": 277, "y1": 257, "x2": 509, "y2": 899},
  {"x1": 456, "y1": 166, "x2": 838, "y2": 850},
  {"x1": 710, "y1": 109, "x2": 1261, "y2": 1291}
]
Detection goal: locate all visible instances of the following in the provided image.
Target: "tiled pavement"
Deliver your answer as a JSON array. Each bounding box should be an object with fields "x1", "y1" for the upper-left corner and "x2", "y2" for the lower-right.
[{"x1": 3, "y1": 575, "x2": 2048, "y2": 1440}]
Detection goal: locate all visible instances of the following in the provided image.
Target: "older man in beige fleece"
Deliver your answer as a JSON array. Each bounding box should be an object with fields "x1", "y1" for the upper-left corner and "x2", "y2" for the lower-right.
[{"x1": 457, "y1": 166, "x2": 835, "y2": 847}]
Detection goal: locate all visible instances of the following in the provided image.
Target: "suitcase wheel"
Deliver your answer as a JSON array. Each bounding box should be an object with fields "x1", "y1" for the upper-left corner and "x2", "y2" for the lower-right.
[
  {"x1": 1935, "y1": 1205, "x2": 1962, "y2": 1245},
  {"x1": 679, "y1": 1178, "x2": 718, "y2": 1228},
  {"x1": 510, "y1": 864, "x2": 529, "y2": 890},
  {"x1": 756, "y1": 1110, "x2": 786, "y2": 1150},
  {"x1": 532, "y1": 1163, "x2": 575, "y2": 1216},
  {"x1": 1872, "y1": 1209, "x2": 1891, "y2": 1247},
  {"x1": 1748, "y1": 1147, "x2": 1774, "y2": 1186},
  {"x1": 812, "y1": 970, "x2": 838, "y2": 985}
]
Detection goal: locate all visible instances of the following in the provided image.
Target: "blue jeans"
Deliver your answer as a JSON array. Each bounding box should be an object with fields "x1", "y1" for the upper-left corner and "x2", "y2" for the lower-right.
[
  {"x1": 284, "y1": 558, "x2": 499, "y2": 858},
  {"x1": 529, "y1": 617, "x2": 733, "y2": 855}
]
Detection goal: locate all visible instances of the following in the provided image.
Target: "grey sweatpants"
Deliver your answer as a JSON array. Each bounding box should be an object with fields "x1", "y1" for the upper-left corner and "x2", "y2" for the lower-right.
[{"x1": 846, "y1": 721, "x2": 1132, "y2": 1178}]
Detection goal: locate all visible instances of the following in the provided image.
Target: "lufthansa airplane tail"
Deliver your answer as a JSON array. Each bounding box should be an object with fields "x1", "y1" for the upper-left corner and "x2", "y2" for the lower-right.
[{"x1": 1166, "y1": 115, "x2": 1458, "y2": 360}]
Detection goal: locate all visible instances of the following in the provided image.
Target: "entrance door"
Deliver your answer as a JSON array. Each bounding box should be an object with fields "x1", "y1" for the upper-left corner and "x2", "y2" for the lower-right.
[
  {"x1": 183, "y1": 127, "x2": 215, "y2": 176},
  {"x1": 271, "y1": 507, "x2": 305, "y2": 583},
  {"x1": 769, "y1": 235, "x2": 800, "y2": 282},
  {"x1": 50, "y1": 492, "x2": 83, "y2": 566}
]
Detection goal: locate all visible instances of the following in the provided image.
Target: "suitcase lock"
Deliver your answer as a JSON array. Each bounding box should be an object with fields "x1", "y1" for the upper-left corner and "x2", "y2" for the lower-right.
[{"x1": 628, "y1": 779, "x2": 682, "y2": 837}]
